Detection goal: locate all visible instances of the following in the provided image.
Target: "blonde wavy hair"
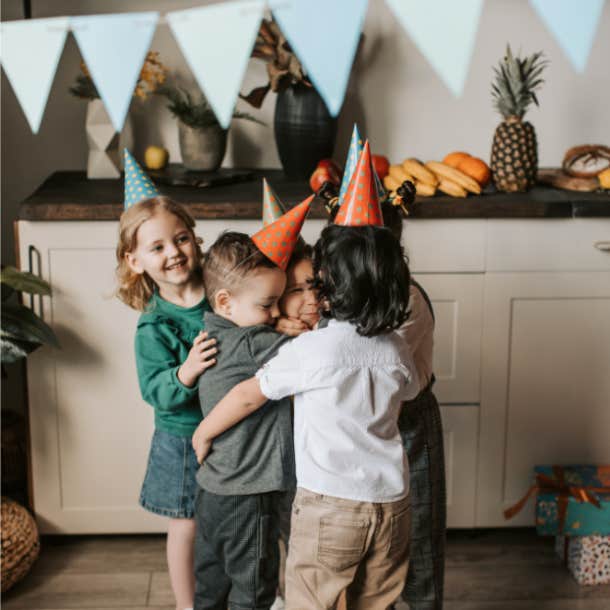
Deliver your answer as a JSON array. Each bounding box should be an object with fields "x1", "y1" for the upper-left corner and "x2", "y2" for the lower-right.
[{"x1": 116, "y1": 196, "x2": 203, "y2": 311}]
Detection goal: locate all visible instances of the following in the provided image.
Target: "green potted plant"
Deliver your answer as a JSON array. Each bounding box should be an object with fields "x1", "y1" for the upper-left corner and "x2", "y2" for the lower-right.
[
  {"x1": 1, "y1": 266, "x2": 58, "y2": 365},
  {"x1": 157, "y1": 84, "x2": 264, "y2": 171}
]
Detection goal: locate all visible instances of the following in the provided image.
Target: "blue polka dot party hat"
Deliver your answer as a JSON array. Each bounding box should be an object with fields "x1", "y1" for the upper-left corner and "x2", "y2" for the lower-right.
[{"x1": 123, "y1": 149, "x2": 161, "y2": 209}]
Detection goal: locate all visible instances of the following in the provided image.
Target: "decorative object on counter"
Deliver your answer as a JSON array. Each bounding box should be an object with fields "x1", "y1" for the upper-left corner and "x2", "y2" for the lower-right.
[
  {"x1": 443, "y1": 151, "x2": 491, "y2": 187},
  {"x1": 1, "y1": 497, "x2": 40, "y2": 593},
  {"x1": 158, "y1": 84, "x2": 263, "y2": 172},
  {"x1": 1, "y1": 266, "x2": 58, "y2": 365},
  {"x1": 563, "y1": 145, "x2": 610, "y2": 178},
  {"x1": 504, "y1": 465, "x2": 610, "y2": 536},
  {"x1": 240, "y1": 18, "x2": 337, "y2": 180},
  {"x1": 555, "y1": 535, "x2": 610, "y2": 585},
  {"x1": 144, "y1": 145, "x2": 169, "y2": 171},
  {"x1": 490, "y1": 45, "x2": 548, "y2": 193},
  {"x1": 599, "y1": 168, "x2": 610, "y2": 190},
  {"x1": 70, "y1": 52, "x2": 167, "y2": 179},
  {"x1": 537, "y1": 169, "x2": 599, "y2": 193},
  {"x1": 123, "y1": 149, "x2": 160, "y2": 209},
  {"x1": 309, "y1": 159, "x2": 342, "y2": 194}
]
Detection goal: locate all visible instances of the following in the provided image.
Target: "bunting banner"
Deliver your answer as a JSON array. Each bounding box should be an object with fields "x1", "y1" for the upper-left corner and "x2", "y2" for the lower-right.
[
  {"x1": 529, "y1": 0, "x2": 605, "y2": 72},
  {"x1": 167, "y1": 0, "x2": 265, "y2": 129},
  {"x1": 385, "y1": 0, "x2": 484, "y2": 97},
  {"x1": 70, "y1": 12, "x2": 159, "y2": 132},
  {"x1": 269, "y1": 0, "x2": 368, "y2": 116},
  {"x1": 0, "y1": 17, "x2": 69, "y2": 133}
]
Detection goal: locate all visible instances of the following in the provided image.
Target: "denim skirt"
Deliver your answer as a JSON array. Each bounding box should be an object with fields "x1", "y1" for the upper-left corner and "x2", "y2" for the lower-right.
[{"x1": 139, "y1": 428, "x2": 200, "y2": 519}]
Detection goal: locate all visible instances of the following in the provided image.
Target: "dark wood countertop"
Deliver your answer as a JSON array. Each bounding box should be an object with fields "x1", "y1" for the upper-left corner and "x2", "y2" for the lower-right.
[{"x1": 19, "y1": 169, "x2": 610, "y2": 221}]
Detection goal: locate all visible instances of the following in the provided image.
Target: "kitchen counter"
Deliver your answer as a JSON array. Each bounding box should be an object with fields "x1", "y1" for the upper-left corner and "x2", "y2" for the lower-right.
[{"x1": 19, "y1": 169, "x2": 610, "y2": 221}]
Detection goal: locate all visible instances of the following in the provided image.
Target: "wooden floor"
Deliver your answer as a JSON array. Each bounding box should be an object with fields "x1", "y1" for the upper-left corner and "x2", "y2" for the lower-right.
[{"x1": 2, "y1": 529, "x2": 609, "y2": 609}]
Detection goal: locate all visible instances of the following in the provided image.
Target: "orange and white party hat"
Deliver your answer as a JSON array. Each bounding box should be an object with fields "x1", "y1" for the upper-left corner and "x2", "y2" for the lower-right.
[
  {"x1": 251, "y1": 195, "x2": 313, "y2": 270},
  {"x1": 334, "y1": 140, "x2": 383, "y2": 227}
]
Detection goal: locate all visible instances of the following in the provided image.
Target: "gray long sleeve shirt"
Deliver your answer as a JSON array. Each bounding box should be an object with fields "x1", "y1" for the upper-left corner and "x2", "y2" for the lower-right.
[{"x1": 196, "y1": 312, "x2": 295, "y2": 495}]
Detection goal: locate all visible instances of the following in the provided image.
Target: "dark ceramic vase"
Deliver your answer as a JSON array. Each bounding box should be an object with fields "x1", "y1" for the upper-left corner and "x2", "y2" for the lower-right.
[{"x1": 274, "y1": 84, "x2": 337, "y2": 180}]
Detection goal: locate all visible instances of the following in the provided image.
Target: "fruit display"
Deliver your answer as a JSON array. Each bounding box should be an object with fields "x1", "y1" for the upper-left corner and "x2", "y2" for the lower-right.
[
  {"x1": 443, "y1": 152, "x2": 491, "y2": 186},
  {"x1": 144, "y1": 145, "x2": 169, "y2": 170},
  {"x1": 490, "y1": 45, "x2": 548, "y2": 192},
  {"x1": 372, "y1": 154, "x2": 390, "y2": 179},
  {"x1": 598, "y1": 168, "x2": 610, "y2": 190}
]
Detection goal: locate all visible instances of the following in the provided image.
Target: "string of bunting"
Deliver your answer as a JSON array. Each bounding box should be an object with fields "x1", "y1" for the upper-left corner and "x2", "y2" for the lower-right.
[{"x1": 0, "y1": 0, "x2": 605, "y2": 134}]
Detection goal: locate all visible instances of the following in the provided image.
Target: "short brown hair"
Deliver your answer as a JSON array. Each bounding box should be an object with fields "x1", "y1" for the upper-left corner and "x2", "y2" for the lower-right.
[
  {"x1": 116, "y1": 196, "x2": 203, "y2": 311},
  {"x1": 203, "y1": 231, "x2": 277, "y2": 308}
]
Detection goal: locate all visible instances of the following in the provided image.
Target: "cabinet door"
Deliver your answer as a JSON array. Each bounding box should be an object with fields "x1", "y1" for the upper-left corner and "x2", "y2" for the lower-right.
[
  {"x1": 413, "y1": 274, "x2": 484, "y2": 404},
  {"x1": 19, "y1": 221, "x2": 167, "y2": 533},
  {"x1": 477, "y1": 272, "x2": 610, "y2": 526},
  {"x1": 441, "y1": 406, "x2": 478, "y2": 528}
]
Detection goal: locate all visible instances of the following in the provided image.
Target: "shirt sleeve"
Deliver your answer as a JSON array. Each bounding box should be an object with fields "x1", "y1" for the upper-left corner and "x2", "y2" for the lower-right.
[
  {"x1": 255, "y1": 340, "x2": 305, "y2": 400},
  {"x1": 135, "y1": 324, "x2": 198, "y2": 411}
]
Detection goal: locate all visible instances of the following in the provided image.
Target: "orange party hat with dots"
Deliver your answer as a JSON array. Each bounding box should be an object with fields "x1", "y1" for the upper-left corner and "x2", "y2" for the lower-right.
[
  {"x1": 262, "y1": 178, "x2": 287, "y2": 227},
  {"x1": 251, "y1": 195, "x2": 314, "y2": 270},
  {"x1": 334, "y1": 140, "x2": 383, "y2": 227}
]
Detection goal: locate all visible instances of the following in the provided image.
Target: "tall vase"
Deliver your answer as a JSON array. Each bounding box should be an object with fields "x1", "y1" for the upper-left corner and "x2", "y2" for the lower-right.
[
  {"x1": 178, "y1": 122, "x2": 227, "y2": 171},
  {"x1": 85, "y1": 99, "x2": 120, "y2": 179},
  {"x1": 274, "y1": 84, "x2": 338, "y2": 180}
]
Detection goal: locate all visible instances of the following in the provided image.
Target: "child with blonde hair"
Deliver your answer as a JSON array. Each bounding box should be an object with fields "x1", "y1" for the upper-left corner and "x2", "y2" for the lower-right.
[{"x1": 117, "y1": 154, "x2": 217, "y2": 610}]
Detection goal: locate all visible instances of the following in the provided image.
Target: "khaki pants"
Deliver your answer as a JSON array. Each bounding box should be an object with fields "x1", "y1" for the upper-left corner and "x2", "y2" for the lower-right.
[{"x1": 285, "y1": 487, "x2": 411, "y2": 610}]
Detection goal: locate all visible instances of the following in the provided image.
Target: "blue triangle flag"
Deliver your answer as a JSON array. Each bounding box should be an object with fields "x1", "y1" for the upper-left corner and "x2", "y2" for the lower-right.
[
  {"x1": 70, "y1": 12, "x2": 158, "y2": 132},
  {"x1": 339, "y1": 124, "x2": 364, "y2": 205},
  {"x1": 270, "y1": 0, "x2": 368, "y2": 116},
  {"x1": 124, "y1": 149, "x2": 160, "y2": 209},
  {"x1": 0, "y1": 17, "x2": 69, "y2": 133},
  {"x1": 167, "y1": 1, "x2": 265, "y2": 129},
  {"x1": 530, "y1": 0, "x2": 604, "y2": 72},
  {"x1": 386, "y1": 0, "x2": 484, "y2": 97}
]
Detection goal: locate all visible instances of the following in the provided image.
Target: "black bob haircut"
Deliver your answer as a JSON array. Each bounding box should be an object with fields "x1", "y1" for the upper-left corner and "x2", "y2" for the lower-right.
[{"x1": 313, "y1": 224, "x2": 410, "y2": 337}]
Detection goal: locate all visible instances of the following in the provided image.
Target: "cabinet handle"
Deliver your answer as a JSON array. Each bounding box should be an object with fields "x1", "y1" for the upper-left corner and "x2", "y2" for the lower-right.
[{"x1": 27, "y1": 245, "x2": 44, "y2": 320}]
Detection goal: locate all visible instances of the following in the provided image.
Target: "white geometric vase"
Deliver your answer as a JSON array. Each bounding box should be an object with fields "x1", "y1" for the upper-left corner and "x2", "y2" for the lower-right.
[{"x1": 86, "y1": 99, "x2": 120, "y2": 179}]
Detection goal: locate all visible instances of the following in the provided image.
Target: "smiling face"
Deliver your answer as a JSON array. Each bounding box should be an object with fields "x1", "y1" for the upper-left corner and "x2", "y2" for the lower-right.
[
  {"x1": 279, "y1": 258, "x2": 320, "y2": 328},
  {"x1": 126, "y1": 208, "x2": 199, "y2": 295}
]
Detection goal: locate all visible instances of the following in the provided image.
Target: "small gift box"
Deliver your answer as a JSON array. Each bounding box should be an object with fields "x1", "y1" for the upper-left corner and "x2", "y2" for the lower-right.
[
  {"x1": 555, "y1": 535, "x2": 610, "y2": 585},
  {"x1": 504, "y1": 465, "x2": 610, "y2": 536}
]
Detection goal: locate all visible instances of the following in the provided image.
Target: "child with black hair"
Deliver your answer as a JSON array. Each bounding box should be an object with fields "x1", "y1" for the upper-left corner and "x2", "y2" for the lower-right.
[{"x1": 192, "y1": 143, "x2": 420, "y2": 610}]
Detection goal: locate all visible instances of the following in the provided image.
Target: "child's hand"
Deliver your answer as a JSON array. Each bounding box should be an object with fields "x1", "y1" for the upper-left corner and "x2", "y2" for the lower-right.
[
  {"x1": 192, "y1": 424, "x2": 213, "y2": 464},
  {"x1": 275, "y1": 316, "x2": 310, "y2": 337},
  {"x1": 177, "y1": 331, "x2": 217, "y2": 387}
]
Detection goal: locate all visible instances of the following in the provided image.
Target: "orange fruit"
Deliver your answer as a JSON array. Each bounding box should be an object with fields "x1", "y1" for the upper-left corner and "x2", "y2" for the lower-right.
[
  {"x1": 443, "y1": 151, "x2": 471, "y2": 168},
  {"x1": 457, "y1": 156, "x2": 491, "y2": 187}
]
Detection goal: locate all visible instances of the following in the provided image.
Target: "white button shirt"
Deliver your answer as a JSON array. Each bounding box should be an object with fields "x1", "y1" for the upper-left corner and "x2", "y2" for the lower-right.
[{"x1": 256, "y1": 319, "x2": 420, "y2": 503}]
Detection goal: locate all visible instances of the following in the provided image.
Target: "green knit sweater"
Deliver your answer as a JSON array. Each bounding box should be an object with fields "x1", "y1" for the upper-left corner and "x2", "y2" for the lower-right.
[{"x1": 135, "y1": 292, "x2": 211, "y2": 436}]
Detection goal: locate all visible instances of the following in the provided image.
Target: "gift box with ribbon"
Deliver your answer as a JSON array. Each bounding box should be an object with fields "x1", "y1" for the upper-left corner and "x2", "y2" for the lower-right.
[
  {"x1": 504, "y1": 465, "x2": 610, "y2": 536},
  {"x1": 555, "y1": 535, "x2": 610, "y2": 585}
]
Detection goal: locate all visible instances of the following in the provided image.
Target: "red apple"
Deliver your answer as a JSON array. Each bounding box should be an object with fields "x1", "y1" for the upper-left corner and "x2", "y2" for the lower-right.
[
  {"x1": 372, "y1": 154, "x2": 390, "y2": 179},
  {"x1": 316, "y1": 159, "x2": 342, "y2": 184},
  {"x1": 309, "y1": 167, "x2": 333, "y2": 193}
]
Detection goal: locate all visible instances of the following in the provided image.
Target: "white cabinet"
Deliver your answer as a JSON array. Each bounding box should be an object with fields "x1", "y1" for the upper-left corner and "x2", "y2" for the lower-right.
[{"x1": 477, "y1": 271, "x2": 610, "y2": 526}]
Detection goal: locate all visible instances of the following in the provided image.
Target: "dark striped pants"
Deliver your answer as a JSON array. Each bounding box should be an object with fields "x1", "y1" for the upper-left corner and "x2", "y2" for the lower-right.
[{"x1": 398, "y1": 387, "x2": 447, "y2": 610}]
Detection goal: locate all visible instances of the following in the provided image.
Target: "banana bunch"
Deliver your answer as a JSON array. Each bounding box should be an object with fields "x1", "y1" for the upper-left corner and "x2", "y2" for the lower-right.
[{"x1": 383, "y1": 158, "x2": 482, "y2": 198}]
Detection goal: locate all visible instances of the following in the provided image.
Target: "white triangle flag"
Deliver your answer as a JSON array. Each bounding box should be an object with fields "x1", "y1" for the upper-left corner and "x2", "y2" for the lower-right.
[
  {"x1": 269, "y1": 0, "x2": 368, "y2": 116},
  {"x1": 70, "y1": 12, "x2": 158, "y2": 132},
  {"x1": 167, "y1": 0, "x2": 265, "y2": 129},
  {"x1": 0, "y1": 17, "x2": 69, "y2": 133},
  {"x1": 530, "y1": 0, "x2": 605, "y2": 72},
  {"x1": 385, "y1": 0, "x2": 484, "y2": 97}
]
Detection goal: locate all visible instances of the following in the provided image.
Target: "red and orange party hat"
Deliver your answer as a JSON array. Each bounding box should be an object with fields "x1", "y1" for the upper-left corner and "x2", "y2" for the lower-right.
[
  {"x1": 334, "y1": 140, "x2": 383, "y2": 227},
  {"x1": 251, "y1": 195, "x2": 313, "y2": 270}
]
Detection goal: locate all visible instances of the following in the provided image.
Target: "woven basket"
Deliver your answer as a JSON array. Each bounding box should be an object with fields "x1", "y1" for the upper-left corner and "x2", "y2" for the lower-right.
[{"x1": 1, "y1": 497, "x2": 40, "y2": 593}]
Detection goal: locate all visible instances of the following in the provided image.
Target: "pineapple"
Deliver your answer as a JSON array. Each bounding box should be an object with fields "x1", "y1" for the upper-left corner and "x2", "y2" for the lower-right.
[{"x1": 490, "y1": 45, "x2": 547, "y2": 192}]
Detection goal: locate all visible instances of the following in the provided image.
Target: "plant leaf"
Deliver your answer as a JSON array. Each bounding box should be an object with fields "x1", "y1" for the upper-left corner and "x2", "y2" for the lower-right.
[
  {"x1": 1, "y1": 266, "x2": 51, "y2": 296},
  {"x1": 1, "y1": 301, "x2": 59, "y2": 348}
]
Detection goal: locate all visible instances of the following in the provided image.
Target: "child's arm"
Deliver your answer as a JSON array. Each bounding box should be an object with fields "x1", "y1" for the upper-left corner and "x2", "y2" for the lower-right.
[{"x1": 192, "y1": 376, "x2": 266, "y2": 463}]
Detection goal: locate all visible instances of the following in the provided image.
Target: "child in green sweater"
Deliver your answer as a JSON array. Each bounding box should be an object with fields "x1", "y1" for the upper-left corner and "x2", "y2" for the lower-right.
[{"x1": 116, "y1": 194, "x2": 217, "y2": 610}]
